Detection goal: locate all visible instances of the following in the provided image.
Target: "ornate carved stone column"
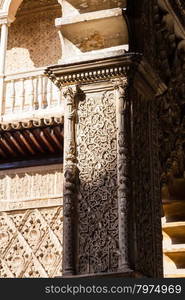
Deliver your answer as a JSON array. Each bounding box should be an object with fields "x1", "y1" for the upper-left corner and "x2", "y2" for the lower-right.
[
  {"x1": 62, "y1": 86, "x2": 79, "y2": 276},
  {"x1": 114, "y1": 78, "x2": 132, "y2": 272}
]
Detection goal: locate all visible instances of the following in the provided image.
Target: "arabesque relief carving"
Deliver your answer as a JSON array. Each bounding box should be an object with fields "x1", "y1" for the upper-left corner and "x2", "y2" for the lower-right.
[{"x1": 76, "y1": 87, "x2": 119, "y2": 274}]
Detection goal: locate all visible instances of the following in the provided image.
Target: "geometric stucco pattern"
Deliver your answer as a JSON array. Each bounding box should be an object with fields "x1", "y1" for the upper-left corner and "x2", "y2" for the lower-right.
[{"x1": 0, "y1": 206, "x2": 63, "y2": 278}]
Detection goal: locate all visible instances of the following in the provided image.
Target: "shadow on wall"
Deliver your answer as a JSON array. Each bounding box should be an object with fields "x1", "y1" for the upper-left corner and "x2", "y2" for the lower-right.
[{"x1": 6, "y1": 6, "x2": 62, "y2": 73}]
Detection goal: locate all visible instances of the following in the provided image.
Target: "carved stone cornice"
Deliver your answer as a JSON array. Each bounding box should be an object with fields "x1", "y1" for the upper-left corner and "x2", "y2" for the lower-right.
[
  {"x1": 45, "y1": 54, "x2": 141, "y2": 87},
  {"x1": 45, "y1": 54, "x2": 166, "y2": 100}
]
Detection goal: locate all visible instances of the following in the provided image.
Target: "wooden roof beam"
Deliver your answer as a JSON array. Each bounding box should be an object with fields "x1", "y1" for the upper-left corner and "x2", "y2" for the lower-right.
[
  {"x1": 25, "y1": 130, "x2": 45, "y2": 153},
  {"x1": 0, "y1": 135, "x2": 17, "y2": 156},
  {"x1": 0, "y1": 146, "x2": 7, "y2": 158},
  {"x1": 40, "y1": 130, "x2": 55, "y2": 153},
  {"x1": 18, "y1": 132, "x2": 35, "y2": 155},
  {"x1": 5, "y1": 132, "x2": 26, "y2": 156},
  {"x1": 45, "y1": 127, "x2": 63, "y2": 151}
]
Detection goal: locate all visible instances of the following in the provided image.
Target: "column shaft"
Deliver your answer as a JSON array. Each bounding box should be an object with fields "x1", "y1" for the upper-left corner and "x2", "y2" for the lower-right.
[{"x1": 0, "y1": 22, "x2": 9, "y2": 116}]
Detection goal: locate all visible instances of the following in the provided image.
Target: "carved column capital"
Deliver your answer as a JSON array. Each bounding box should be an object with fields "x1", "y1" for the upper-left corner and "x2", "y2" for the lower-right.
[
  {"x1": 63, "y1": 86, "x2": 77, "y2": 106},
  {"x1": 112, "y1": 77, "x2": 128, "y2": 91},
  {"x1": 63, "y1": 85, "x2": 78, "y2": 165},
  {"x1": 113, "y1": 78, "x2": 129, "y2": 116}
]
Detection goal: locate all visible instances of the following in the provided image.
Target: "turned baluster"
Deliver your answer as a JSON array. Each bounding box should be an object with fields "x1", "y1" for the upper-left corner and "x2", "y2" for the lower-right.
[
  {"x1": 28, "y1": 77, "x2": 34, "y2": 110},
  {"x1": 42, "y1": 76, "x2": 48, "y2": 108},
  {"x1": 20, "y1": 78, "x2": 25, "y2": 111},
  {"x1": 47, "y1": 78, "x2": 52, "y2": 108},
  {"x1": 10, "y1": 80, "x2": 15, "y2": 112},
  {"x1": 57, "y1": 87, "x2": 62, "y2": 106},
  {"x1": 38, "y1": 75, "x2": 43, "y2": 109}
]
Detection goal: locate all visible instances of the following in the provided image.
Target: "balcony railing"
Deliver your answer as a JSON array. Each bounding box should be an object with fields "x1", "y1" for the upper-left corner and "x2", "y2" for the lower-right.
[{"x1": 1, "y1": 68, "x2": 64, "y2": 123}]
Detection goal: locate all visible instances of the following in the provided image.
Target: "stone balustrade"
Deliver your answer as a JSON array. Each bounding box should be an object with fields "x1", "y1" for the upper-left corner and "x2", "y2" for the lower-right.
[{"x1": 1, "y1": 68, "x2": 64, "y2": 123}]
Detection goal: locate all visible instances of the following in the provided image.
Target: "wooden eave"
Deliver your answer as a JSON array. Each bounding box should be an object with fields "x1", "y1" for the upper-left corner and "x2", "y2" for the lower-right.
[{"x1": 0, "y1": 117, "x2": 64, "y2": 166}]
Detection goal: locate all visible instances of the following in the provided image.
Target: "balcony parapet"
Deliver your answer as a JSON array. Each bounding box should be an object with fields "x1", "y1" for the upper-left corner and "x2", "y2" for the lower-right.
[{"x1": 1, "y1": 68, "x2": 64, "y2": 123}]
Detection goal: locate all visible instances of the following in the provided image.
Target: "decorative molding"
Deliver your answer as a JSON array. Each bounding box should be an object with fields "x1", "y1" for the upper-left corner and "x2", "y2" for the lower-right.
[
  {"x1": 0, "y1": 116, "x2": 63, "y2": 131},
  {"x1": 45, "y1": 54, "x2": 166, "y2": 99},
  {"x1": 45, "y1": 54, "x2": 139, "y2": 87}
]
